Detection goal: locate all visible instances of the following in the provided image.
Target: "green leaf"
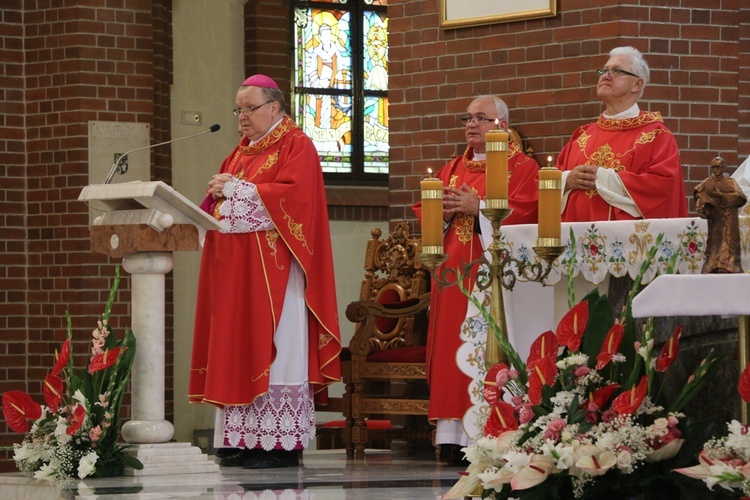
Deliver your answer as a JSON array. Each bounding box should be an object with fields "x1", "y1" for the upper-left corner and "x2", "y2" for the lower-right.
[{"x1": 120, "y1": 454, "x2": 143, "y2": 470}]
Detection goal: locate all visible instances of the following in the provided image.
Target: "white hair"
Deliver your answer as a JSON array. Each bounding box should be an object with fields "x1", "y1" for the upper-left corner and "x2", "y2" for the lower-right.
[
  {"x1": 472, "y1": 95, "x2": 509, "y2": 124},
  {"x1": 609, "y1": 46, "x2": 650, "y2": 86}
]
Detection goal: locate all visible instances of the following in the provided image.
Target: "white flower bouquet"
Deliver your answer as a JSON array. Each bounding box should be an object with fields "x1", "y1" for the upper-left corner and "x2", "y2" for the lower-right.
[
  {"x1": 2, "y1": 268, "x2": 142, "y2": 481},
  {"x1": 444, "y1": 233, "x2": 718, "y2": 499}
]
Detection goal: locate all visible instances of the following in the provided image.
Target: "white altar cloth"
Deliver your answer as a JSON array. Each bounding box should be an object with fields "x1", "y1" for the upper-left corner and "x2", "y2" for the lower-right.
[
  {"x1": 632, "y1": 274, "x2": 750, "y2": 318},
  {"x1": 495, "y1": 216, "x2": 750, "y2": 358}
]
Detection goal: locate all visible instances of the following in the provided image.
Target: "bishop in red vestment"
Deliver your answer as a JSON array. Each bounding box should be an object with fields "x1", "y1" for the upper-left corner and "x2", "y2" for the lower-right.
[
  {"x1": 412, "y1": 96, "x2": 539, "y2": 464},
  {"x1": 189, "y1": 75, "x2": 341, "y2": 469},
  {"x1": 558, "y1": 46, "x2": 687, "y2": 222}
]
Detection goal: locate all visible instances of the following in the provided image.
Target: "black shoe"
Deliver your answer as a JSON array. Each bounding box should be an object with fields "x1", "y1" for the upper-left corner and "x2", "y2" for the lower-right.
[
  {"x1": 440, "y1": 444, "x2": 469, "y2": 467},
  {"x1": 242, "y1": 449, "x2": 299, "y2": 469},
  {"x1": 215, "y1": 448, "x2": 239, "y2": 458},
  {"x1": 220, "y1": 448, "x2": 262, "y2": 467}
]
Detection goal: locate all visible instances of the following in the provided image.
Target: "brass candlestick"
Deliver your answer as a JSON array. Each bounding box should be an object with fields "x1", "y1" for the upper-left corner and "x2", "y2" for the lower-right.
[{"x1": 429, "y1": 205, "x2": 565, "y2": 372}]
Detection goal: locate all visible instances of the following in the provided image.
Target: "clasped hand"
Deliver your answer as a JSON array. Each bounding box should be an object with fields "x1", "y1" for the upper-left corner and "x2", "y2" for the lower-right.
[
  {"x1": 208, "y1": 173, "x2": 234, "y2": 200},
  {"x1": 443, "y1": 184, "x2": 480, "y2": 220},
  {"x1": 566, "y1": 165, "x2": 599, "y2": 192}
]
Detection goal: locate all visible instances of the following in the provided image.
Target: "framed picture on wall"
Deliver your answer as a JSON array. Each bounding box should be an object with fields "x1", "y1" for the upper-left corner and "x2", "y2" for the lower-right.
[{"x1": 439, "y1": 0, "x2": 557, "y2": 29}]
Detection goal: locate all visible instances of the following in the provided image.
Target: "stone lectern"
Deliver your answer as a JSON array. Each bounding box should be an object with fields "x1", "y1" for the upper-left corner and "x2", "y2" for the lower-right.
[{"x1": 79, "y1": 181, "x2": 222, "y2": 476}]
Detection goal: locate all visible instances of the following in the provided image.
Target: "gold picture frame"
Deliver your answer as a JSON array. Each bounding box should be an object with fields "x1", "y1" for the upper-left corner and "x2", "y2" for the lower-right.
[{"x1": 439, "y1": 0, "x2": 557, "y2": 29}]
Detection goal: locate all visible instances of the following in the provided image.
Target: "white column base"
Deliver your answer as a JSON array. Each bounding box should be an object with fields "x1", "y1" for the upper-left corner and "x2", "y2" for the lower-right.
[{"x1": 123, "y1": 442, "x2": 220, "y2": 476}]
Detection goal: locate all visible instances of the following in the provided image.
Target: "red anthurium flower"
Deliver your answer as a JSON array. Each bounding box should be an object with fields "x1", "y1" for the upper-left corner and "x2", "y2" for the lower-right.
[
  {"x1": 88, "y1": 346, "x2": 127, "y2": 374},
  {"x1": 595, "y1": 322, "x2": 625, "y2": 370},
  {"x1": 739, "y1": 364, "x2": 750, "y2": 403},
  {"x1": 611, "y1": 376, "x2": 649, "y2": 415},
  {"x1": 556, "y1": 301, "x2": 589, "y2": 352},
  {"x1": 51, "y1": 338, "x2": 71, "y2": 376},
  {"x1": 1, "y1": 391, "x2": 42, "y2": 433},
  {"x1": 527, "y1": 331, "x2": 558, "y2": 371},
  {"x1": 484, "y1": 400, "x2": 518, "y2": 437},
  {"x1": 43, "y1": 374, "x2": 64, "y2": 412},
  {"x1": 483, "y1": 363, "x2": 508, "y2": 405},
  {"x1": 528, "y1": 356, "x2": 557, "y2": 405},
  {"x1": 585, "y1": 383, "x2": 621, "y2": 411},
  {"x1": 66, "y1": 403, "x2": 87, "y2": 435},
  {"x1": 656, "y1": 325, "x2": 684, "y2": 372}
]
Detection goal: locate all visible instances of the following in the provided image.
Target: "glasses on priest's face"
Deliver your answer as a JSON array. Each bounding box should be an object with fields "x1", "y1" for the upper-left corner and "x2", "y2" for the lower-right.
[
  {"x1": 460, "y1": 115, "x2": 498, "y2": 126},
  {"x1": 596, "y1": 67, "x2": 640, "y2": 79},
  {"x1": 233, "y1": 101, "x2": 273, "y2": 117}
]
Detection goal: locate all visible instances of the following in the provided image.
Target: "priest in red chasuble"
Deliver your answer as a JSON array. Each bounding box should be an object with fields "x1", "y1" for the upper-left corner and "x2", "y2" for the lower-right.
[
  {"x1": 189, "y1": 75, "x2": 341, "y2": 469},
  {"x1": 413, "y1": 96, "x2": 539, "y2": 465},
  {"x1": 557, "y1": 46, "x2": 687, "y2": 221}
]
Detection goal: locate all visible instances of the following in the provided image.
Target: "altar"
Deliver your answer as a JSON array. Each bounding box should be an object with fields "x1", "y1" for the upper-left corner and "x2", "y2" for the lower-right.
[{"x1": 495, "y1": 216, "x2": 750, "y2": 361}]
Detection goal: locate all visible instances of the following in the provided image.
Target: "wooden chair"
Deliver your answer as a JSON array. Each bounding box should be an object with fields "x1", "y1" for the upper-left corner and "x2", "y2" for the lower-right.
[{"x1": 343, "y1": 221, "x2": 433, "y2": 459}]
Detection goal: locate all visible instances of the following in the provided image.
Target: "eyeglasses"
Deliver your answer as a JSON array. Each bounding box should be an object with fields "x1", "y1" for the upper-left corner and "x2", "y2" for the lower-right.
[
  {"x1": 596, "y1": 68, "x2": 640, "y2": 78},
  {"x1": 460, "y1": 116, "x2": 497, "y2": 125},
  {"x1": 233, "y1": 101, "x2": 273, "y2": 117}
]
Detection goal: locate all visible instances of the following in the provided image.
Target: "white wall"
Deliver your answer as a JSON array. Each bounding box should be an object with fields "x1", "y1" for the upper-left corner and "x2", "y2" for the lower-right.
[{"x1": 170, "y1": 0, "x2": 387, "y2": 444}]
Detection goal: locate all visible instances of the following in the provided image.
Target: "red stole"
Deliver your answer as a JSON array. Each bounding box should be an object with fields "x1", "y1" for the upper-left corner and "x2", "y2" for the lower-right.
[{"x1": 189, "y1": 115, "x2": 341, "y2": 407}]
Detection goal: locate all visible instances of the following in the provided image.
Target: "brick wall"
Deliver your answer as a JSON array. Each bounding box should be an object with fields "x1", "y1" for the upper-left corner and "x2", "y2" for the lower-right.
[
  {"x1": 388, "y1": 0, "x2": 750, "y2": 222},
  {"x1": 0, "y1": 0, "x2": 170, "y2": 472}
]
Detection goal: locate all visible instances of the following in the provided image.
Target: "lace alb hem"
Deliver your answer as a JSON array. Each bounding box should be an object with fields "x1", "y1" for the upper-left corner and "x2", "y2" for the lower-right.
[
  {"x1": 221, "y1": 383, "x2": 316, "y2": 451},
  {"x1": 218, "y1": 178, "x2": 274, "y2": 234}
]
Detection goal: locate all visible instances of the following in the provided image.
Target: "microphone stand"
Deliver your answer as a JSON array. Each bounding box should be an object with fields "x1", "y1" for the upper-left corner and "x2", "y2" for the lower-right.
[{"x1": 103, "y1": 124, "x2": 221, "y2": 184}]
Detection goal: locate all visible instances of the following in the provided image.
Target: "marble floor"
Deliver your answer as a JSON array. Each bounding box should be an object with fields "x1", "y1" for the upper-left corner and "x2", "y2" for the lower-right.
[{"x1": 0, "y1": 448, "x2": 465, "y2": 500}]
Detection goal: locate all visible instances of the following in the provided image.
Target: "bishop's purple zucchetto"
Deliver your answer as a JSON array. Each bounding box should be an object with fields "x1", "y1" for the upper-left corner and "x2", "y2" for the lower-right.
[{"x1": 242, "y1": 74, "x2": 279, "y2": 89}]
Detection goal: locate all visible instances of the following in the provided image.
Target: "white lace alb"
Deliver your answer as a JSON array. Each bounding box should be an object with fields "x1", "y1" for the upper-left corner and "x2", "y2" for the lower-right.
[
  {"x1": 221, "y1": 383, "x2": 316, "y2": 451},
  {"x1": 218, "y1": 178, "x2": 274, "y2": 234}
]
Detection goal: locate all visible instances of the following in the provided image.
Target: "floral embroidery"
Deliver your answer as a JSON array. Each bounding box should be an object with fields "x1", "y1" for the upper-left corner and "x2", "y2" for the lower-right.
[
  {"x1": 265, "y1": 230, "x2": 283, "y2": 270},
  {"x1": 280, "y1": 199, "x2": 313, "y2": 255}
]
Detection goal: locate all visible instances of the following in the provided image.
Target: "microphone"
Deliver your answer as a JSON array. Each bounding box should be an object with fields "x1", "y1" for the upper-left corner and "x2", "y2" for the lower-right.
[{"x1": 103, "y1": 123, "x2": 222, "y2": 184}]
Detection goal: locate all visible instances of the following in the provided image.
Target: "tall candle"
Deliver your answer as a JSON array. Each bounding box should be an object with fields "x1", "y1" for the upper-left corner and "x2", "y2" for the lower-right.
[
  {"x1": 485, "y1": 124, "x2": 508, "y2": 208},
  {"x1": 420, "y1": 171, "x2": 444, "y2": 253},
  {"x1": 537, "y1": 156, "x2": 562, "y2": 246}
]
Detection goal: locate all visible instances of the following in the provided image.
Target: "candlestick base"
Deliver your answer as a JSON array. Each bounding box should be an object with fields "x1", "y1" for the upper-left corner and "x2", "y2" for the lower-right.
[
  {"x1": 480, "y1": 206, "x2": 513, "y2": 225},
  {"x1": 417, "y1": 252, "x2": 448, "y2": 271},
  {"x1": 532, "y1": 245, "x2": 565, "y2": 264}
]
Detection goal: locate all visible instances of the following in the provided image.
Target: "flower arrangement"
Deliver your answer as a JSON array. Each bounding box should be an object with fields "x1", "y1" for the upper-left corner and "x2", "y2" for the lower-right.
[
  {"x1": 673, "y1": 364, "x2": 750, "y2": 497},
  {"x1": 1, "y1": 268, "x2": 142, "y2": 481},
  {"x1": 444, "y1": 233, "x2": 719, "y2": 499}
]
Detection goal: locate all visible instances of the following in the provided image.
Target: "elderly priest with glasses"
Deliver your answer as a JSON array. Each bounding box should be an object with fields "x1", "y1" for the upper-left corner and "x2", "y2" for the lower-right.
[
  {"x1": 189, "y1": 74, "x2": 341, "y2": 469},
  {"x1": 556, "y1": 46, "x2": 687, "y2": 222}
]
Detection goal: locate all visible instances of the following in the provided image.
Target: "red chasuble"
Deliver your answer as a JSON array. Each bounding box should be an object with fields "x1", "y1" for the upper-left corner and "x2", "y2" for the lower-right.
[
  {"x1": 412, "y1": 143, "x2": 539, "y2": 421},
  {"x1": 189, "y1": 115, "x2": 341, "y2": 407},
  {"x1": 558, "y1": 111, "x2": 687, "y2": 222}
]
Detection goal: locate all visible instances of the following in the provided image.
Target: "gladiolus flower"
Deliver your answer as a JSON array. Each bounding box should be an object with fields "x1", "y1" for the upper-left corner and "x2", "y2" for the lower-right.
[
  {"x1": 66, "y1": 403, "x2": 87, "y2": 435},
  {"x1": 611, "y1": 376, "x2": 648, "y2": 415},
  {"x1": 43, "y1": 373, "x2": 64, "y2": 412},
  {"x1": 482, "y1": 363, "x2": 509, "y2": 405},
  {"x1": 556, "y1": 301, "x2": 589, "y2": 352},
  {"x1": 596, "y1": 322, "x2": 625, "y2": 370},
  {"x1": 51, "y1": 338, "x2": 71, "y2": 376},
  {"x1": 1, "y1": 391, "x2": 42, "y2": 433},
  {"x1": 656, "y1": 325, "x2": 683, "y2": 372},
  {"x1": 88, "y1": 346, "x2": 126, "y2": 374}
]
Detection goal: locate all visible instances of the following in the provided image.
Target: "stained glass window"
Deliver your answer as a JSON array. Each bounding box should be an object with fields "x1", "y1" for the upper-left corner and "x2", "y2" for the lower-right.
[{"x1": 293, "y1": 0, "x2": 388, "y2": 183}]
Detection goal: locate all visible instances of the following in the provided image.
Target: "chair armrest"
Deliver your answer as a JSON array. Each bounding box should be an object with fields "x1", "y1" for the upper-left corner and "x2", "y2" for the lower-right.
[{"x1": 346, "y1": 292, "x2": 430, "y2": 356}]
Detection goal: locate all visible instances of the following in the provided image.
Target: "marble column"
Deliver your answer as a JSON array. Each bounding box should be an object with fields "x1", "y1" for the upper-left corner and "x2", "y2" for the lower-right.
[{"x1": 121, "y1": 251, "x2": 175, "y2": 444}]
